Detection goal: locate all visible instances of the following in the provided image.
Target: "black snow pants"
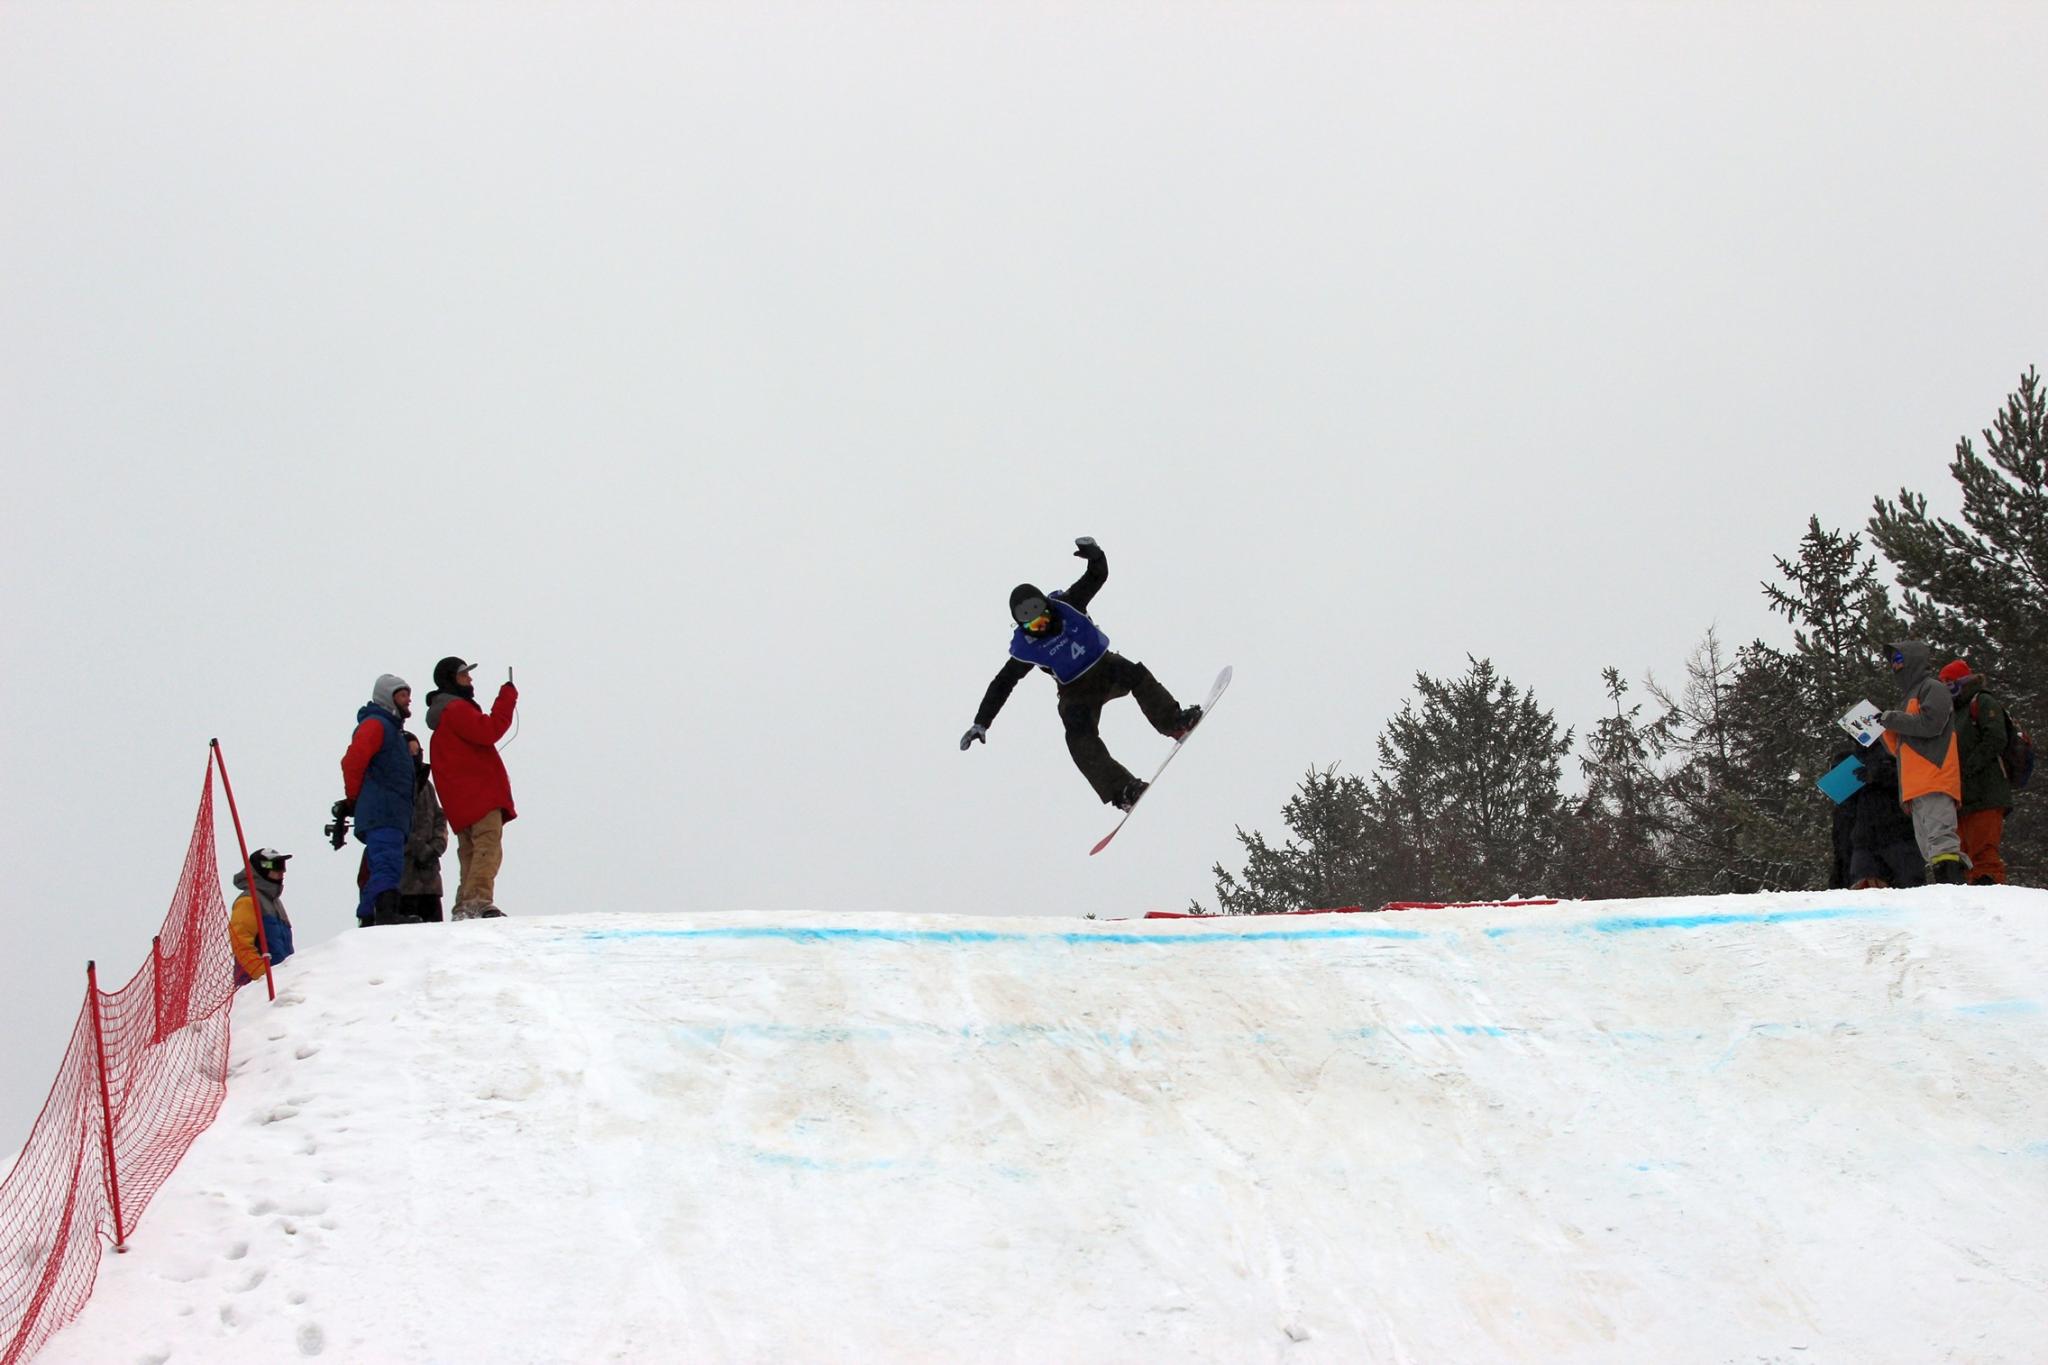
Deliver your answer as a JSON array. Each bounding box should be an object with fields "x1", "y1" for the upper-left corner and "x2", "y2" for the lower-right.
[{"x1": 1057, "y1": 652, "x2": 1186, "y2": 803}]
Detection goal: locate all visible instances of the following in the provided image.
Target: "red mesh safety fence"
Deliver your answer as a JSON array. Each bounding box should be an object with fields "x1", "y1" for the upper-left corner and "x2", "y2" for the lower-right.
[{"x1": 0, "y1": 764, "x2": 239, "y2": 1365}]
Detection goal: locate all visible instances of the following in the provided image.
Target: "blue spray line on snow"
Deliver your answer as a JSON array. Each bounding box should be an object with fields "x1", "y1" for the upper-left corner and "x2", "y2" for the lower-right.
[
  {"x1": 580, "y1": 924, "x2": 1428, "y2": 947},
  {"x1": 579, "y1": 904, "x2": 1890, "y2": 950},
  {"x1": 1483, "y1": 905, "x2": 1885, "y2": 939}
]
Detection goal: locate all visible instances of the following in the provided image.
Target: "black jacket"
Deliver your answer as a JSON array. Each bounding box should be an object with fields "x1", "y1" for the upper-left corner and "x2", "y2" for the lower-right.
[
  {"x1": 1829, "y1": 745, "x2": 1918, "y2": 886},
  {"x1": 974, "y1": 545, "x2": 1109, "y2": 728}
]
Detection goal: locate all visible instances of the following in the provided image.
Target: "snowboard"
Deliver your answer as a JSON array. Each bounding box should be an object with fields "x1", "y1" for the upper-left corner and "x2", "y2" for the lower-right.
[{"x1": 1089, "y1": 666, "x2": 1232, "y2": 856}]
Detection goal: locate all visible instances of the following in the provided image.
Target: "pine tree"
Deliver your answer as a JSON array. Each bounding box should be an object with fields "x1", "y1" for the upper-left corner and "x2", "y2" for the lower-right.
[
  {"x1": 1555, "y1": 667, "x2": 1670, "y2": 899},
  {"x1": 1648, "y1": 515, "x2": 1905, "y2": 896},
  {"x1": 1361, "y1": 658, "x2": 1571, "y2": 901},
  {"x1": 1744, "y1": 518, "x2": 1905, "y2": 886},
  {"x1": 1870, "y1": 368, "x2": 2048, "y2": 693},
  {"x1": 1205, "y1": 766, "x2": 1386, "y2": 915},
  {"x1": 1869, "y1": 367, "x2": 2048, "y2": 882},
  {"x1": 1647, "y1": 630, "x2": 1786, "y2": 894},
  {"x1": 1759, "y1": 516, "x2": 1904, "y2": 722}
]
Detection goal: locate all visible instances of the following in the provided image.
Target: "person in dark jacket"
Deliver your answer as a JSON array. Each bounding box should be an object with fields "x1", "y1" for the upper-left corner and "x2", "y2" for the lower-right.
[
  {"x1": 340, "y1": 674, "x2": 420, "y2": 926},
  {"x1": 400, "y1": 732, "x2": 450, "y2": 921},
  {"x1": 960, "y1": 538, "x2": 1203, "y2": 810},
  {"x1": 230, "y1": 847, "x2": 297, "y2": 985},
  {"x1": 1827, "y1": 745, "x2": 1924, "y2": 890},
  {"x1": 426, "y1": 656, "x2": 517, "y2": 919},
  {"x1": 1941, "y1": 659, "x2": 2014, "y2": 885}
]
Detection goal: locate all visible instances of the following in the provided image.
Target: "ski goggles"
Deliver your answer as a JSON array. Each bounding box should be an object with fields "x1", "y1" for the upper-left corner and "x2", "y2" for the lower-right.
[{"x1": 1890, "y1": 649, "x2": 1907, "y2": 668}]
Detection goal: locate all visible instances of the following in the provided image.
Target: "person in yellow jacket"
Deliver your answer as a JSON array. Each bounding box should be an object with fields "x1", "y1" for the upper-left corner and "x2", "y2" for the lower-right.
[
  {"x1": 230, "y1": 848, "x2": 298, "y2": 984},
  {"x1": 1877, "y1": 640, "x2": 1966, "y2": 884}
]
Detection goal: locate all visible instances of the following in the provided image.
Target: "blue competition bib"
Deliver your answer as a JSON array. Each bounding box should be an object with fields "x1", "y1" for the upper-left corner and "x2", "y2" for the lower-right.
[{"x1": 1009, "y1": 597, "x2": 1110, "y2": 684}]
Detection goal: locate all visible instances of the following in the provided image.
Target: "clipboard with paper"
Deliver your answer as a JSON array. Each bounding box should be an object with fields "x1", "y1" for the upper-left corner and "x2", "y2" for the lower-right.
[{"x1": 1838, "y1": 698, "x2": 1884, "y2": 748}]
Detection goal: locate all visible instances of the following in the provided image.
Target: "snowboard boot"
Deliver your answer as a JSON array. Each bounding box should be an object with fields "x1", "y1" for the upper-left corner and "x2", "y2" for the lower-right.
[
  {"x1": 451, "y1": 901, "x2": 482, "y2": 921},
  {"x1": 1927, "y1": 856, "x2": 1967, "y2": 885},
  {"x1": 371, "y1": 890, "x2": 421, "y2": 926},
  {"x1": 1111, "y1": 778, "x2": 1149, "y2": 812},
  {"x1": 476, "y1": 904, "x2": 506, "y2": 919},
  {"x1": 1169, "y1": 706, "x2": 1203, "y2": 741}
]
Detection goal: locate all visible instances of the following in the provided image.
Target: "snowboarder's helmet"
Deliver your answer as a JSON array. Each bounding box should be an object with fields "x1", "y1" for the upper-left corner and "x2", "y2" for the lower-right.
[
  {"x1": 251, "y1": 848, "x2": 292, "y2": 875},
  {"x1": 1010, "y1": 585, "x2": 1051, "y2": 631}
]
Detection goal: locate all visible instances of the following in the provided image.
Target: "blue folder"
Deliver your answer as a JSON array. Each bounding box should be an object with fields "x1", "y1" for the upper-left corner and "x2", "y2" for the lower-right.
[{"x1": 1816, "y1": 755, "x2": 1868, "y2": 804}]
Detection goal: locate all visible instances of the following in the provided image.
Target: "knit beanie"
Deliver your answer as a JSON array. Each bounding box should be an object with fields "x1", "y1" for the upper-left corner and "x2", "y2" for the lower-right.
[{"x1": 433, "y1": 656, "x2": 475, "y2": 691}]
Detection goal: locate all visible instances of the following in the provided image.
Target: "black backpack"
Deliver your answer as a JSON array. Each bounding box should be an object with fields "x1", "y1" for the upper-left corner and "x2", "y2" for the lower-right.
[{"x1": 1972, "y1": 695, "x2": 2035, "y2": 790}]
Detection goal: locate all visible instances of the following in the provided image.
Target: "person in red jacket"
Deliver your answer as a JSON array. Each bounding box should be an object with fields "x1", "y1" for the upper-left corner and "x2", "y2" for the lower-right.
[{"x1": 425, "y1": 656, "x2": 519, "y2": 919}]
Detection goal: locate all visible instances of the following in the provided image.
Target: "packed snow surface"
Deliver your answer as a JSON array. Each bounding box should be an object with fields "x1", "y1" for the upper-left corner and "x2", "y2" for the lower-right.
[{"x1": 33, "y1": 891, "x2": 2048, "y2": 1363}]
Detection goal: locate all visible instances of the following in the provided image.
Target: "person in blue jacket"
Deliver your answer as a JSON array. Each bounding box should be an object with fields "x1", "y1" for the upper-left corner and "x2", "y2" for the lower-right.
[
  {"x1": 338, "y1": 673, "x2": 422, "y2": 926},
  {"x1": 961, "y1": 537, "x2": 1202, "y2": 810}
]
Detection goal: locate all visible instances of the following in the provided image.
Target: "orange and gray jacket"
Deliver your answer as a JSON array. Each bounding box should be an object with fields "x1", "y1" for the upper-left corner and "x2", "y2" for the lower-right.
[{"x1": 1879, "y1": 640, "x2": 1961, "y2": 804}]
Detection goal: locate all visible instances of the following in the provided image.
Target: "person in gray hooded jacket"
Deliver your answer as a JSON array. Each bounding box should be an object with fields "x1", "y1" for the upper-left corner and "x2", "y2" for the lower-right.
[{"x1": 1876, "y1": 640, "x2": 1967, "y2": 884}]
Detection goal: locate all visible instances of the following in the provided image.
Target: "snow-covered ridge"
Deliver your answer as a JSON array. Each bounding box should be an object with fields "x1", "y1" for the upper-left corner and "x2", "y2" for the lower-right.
[{"x1": 36, "y1": 892, "x2": 2048, "y2": 1363}]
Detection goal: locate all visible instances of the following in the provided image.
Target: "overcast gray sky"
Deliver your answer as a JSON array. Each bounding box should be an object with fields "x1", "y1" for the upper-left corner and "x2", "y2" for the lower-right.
[{"x1": 4, "y1": 2, "x2": 2044, "y2": 1143}]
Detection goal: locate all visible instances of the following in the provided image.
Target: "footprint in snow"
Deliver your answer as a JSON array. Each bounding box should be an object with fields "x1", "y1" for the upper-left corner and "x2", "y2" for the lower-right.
[{"x1": 297, "y1": 1322, "x2": 327, "y2": 1356}]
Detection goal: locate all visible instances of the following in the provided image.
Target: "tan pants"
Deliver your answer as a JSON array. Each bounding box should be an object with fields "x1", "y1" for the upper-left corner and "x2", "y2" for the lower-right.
[{"x1": 455, "y1": 810, "x2": 505, "y2": 908}]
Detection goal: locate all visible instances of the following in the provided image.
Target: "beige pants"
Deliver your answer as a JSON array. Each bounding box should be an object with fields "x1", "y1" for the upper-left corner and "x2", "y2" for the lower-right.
[{"x1": 455, "y1": 810, "x2": 505, "y2": 908}]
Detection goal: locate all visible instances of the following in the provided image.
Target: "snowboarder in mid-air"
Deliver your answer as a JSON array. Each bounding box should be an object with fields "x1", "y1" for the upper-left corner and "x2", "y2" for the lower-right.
[{"x1": 960, "y1": 537, "x2": 1203, "y2": 810}]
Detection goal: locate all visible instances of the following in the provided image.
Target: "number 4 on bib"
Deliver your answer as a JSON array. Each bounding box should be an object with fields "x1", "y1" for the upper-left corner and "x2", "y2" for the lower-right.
[{"x1": 1090, "y1": 666, "x2": 1232, "y2": 856}]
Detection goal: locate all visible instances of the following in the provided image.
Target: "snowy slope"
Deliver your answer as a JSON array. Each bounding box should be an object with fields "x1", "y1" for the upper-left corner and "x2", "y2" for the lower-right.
[{"x1": 33, "y1": 891, "x2": 2048, "y2": 1364}]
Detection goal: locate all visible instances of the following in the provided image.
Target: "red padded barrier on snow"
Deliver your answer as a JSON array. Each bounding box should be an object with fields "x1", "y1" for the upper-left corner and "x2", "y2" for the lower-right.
[
  {"x1": 0, "y1": 767, "x2": 237, "y2": 1365},
  {"x1": 1379, "y1": 899, "x2": 1558, "y2": 911},
  {"x1": 1144, "y1": 906, "x2": 1366, "y2": 919}
]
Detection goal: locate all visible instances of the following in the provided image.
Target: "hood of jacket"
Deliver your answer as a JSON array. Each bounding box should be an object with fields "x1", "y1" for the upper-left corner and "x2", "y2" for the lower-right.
[
  {"x1": 371, "y1": 673, "x2": 411, "y2": 716},
  {"x1": 1890, "y1": 640, "x2": 1934, "y2": 695},
  {"x1": 425, "y1": 689, "x2": 468, "y2": 731},
  {"x1": 231, "y1": 867, "x2": 288, "y2": 920}
]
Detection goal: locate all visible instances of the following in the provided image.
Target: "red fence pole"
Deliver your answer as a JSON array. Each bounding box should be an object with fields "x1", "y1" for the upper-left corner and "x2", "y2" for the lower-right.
[
  {"x1": 150, "y1": 934, "x2": 164, "y2": 1045},
  {"x1": 208, "y1": 738, "x2": 275, "y2": 1001},
  {"x1": 83, "y1": 961, "x2": 128, "y2": 1253}
]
